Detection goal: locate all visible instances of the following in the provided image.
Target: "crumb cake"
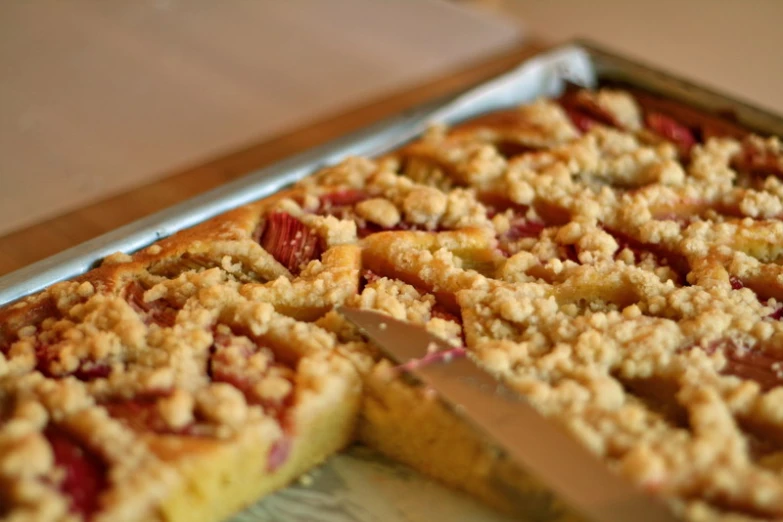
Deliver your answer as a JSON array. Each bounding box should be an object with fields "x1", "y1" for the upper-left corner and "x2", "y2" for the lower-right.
[{"x1": 3, "y1": 83, "x2": 783, "y2": 521}]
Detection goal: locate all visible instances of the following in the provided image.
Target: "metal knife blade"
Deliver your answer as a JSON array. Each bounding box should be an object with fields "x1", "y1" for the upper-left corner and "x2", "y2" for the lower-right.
[{"x1": 338, "y1": 306, "x2": 678, "y2": 522}]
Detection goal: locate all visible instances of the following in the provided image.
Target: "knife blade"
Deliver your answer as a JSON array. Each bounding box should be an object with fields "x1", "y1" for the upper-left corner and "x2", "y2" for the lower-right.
[{"x1": 338, "y1": 306, "x2": 678, "y2": 522}]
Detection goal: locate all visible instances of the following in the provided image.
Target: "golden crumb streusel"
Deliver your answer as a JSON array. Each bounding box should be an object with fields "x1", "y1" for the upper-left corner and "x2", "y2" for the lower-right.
[{"x1": 2, "y1": 86, "x2": 783, "y2": 521}]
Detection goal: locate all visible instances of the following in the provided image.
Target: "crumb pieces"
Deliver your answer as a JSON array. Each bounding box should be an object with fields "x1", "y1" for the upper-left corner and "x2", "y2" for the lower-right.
[
  {"x1": 3, "y1": 86, "x2": 783, "y2": 521},
  {"x1": 355, "y1": 198, "x2": 401, "y2": 229}
]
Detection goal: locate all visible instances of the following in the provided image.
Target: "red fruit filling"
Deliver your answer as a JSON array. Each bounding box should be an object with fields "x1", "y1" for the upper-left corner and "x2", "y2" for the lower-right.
[
  {"x1": 33, "y1": 342, "x2": 111, "y2": 381},
  {"x1": 102, "y1": 394, "x2": 200, "y2": 436},
  {"x1": 318, "y1": 189, "x2": 369, "y2": 210},
  {"x1": 416, "y1": 287, "x2": 465, "y2": 343},
  {"x1": 497, "y1": 212, "x2": 567, "y2": 259},
  {"x1": 729, "y1": 275, "x2": 783, "y2": 303},
  {"x1": 645, "y1": 112, "x2": 697, "y2": 157},
  {"x1": 693, "y1": 339, "x2": 783, "y2": 391},
  {"x1": 558, "y1": 93, "x2": 623, "y2": 133},
  {"x1": 604, "y1": 227, "x2": 690, "y2": 282},
  {"x1": 362, "y1": 269, "x2": 383, "y2": 285},
  {"x1": 257, "y1": 212, "x2": 323, "y2": 275},
  {"x1": 44, "y1": 426, "x2": 107, "y2": 520},
  {"x1": 313, "y1": 189, "x2": 370, "y2": 224},
  {"x1": 355, "y1": 221, "x2": 432, "y2": 239},
  {"x1": 358, "y1": 270, "x2": 464, "y2": 339},
  {"x1": 479, "y1": 192, "x2": 572, "y2": 226},
  {"x1": 0, "y1": 296, "x2": 66, "y2": 356},
  {"x1": 732, "y1": 139, "x2": 783, "y2": 178},
  {"x1": 124, "y1": 282, "x2": 177, "y2": 328},
  {"x1": 504, "y1": 218, "x2": 546, "y2": 242},
  {"x1": 564, "y1": 108, "x2": 602, "y2": 133},
  {"x1": 208, "y1": 330, "x2": 296, "y2": 424},
  {"x1": 430, "y1": 303, "x2": 463, "y2": 325},
  {"x1": 266, "y1": 434, "x2": 293, "y2": 472},
  {"x1": 478, "y1": 193, "x2": 529, "y2": 220},
  {"x1": 206, "y1": 328, "x2": 297, "y2": 471},
  {"x1": 358, "y1": 269, "x2": 383, "y2": 293},
  {"x1": 492, "y1": 141, "x2": 539, "y2": 159},
  {"x1": 497, "y1": 217, "x2": 548, "y2": 257}
]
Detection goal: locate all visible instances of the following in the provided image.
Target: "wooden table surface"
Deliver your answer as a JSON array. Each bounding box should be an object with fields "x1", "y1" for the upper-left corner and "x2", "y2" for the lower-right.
[
  {"x1": 0, "y1": 1, "x2": 521, "y2": 238},
  {"x1": 0, "y1": 43, "x2": 544, "y2": 278}
]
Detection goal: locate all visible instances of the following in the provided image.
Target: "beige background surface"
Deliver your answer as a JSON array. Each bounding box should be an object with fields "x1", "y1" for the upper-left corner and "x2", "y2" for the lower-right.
[
  {"x1": 481, "y1": 0, "x2": 783, "y2": 114},
  {"x1": 0, "y1": 0, "x2": 521, "y2": 236}
]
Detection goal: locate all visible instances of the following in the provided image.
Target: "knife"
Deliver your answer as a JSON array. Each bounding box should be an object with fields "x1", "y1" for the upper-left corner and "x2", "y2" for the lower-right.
[{"x1": 337, "y1": 306, "x2": 678, "y2": 522}]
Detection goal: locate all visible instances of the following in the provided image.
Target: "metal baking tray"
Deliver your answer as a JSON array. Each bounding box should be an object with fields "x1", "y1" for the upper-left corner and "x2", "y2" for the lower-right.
[
  {"x1": 3, "y1": 40, "x2": 783, "y2": 305},
  {"x1": 3, "y1": 40, "x2": 783, "y2": 521}
]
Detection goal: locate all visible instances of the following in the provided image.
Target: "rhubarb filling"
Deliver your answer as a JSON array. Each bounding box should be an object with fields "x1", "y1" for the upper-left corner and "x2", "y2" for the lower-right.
[
  {"x1": 34, "y1": 342, "x2": 112, "y2": 380},
  {"x1": 732, "y1": 137, "x2": 783, "y2": 178},
  {"x1": 603, "y1": 226, "x2": 690, "y2": 282},
  {"x1": 558, "y1": 90, "x2": 625, "y2": 132},
  {"x1": 255, "y1": 212, "x2": 323, "y2": 274},
  {"x1": 645, "y1": 112, "x2": 697, "y2": 157},
  {"x1": 7, "y1": 85, "x2": 783, "y2": 522},
  {"x1": 208, "y1": 328, "x2": 296, "y2": 424},
  {"x1": 103, "y1": 394, "x2": 203, "y2": 436},
  {"x1": 124, "y1": 281, "x2": 178, "y2": 328},
  {"x1": 44, "y1": 426, "x2": 108, "y2": 520}
]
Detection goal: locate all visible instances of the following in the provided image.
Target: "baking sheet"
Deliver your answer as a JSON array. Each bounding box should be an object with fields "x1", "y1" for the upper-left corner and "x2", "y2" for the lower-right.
[
  {"x1": 0, "y1": 44, "x2": 594, "y2": 305},
  {"x1": 4, "y1": 40, "x2": 783, "y2": 304},
  {"x1": 4, "y1": 41, "x2": 783, "y2": 521},
  {"x1": 238, "y1": 446, "x2": 519, "y2": 522}
]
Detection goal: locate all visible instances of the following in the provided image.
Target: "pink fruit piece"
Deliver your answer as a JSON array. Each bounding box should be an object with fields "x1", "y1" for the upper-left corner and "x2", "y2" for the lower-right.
[
  {"x1": 125, "y1": 282, "x2": 177, "y2": 327},
  {"x1": 430, "y1": 303, "x2": 463, "y2": 326},
  {"x1": 359, "y1": 269, "x2": 383, "y2": 292},
  {"x1": 318, "y1": 189, "x2": 369, "y2": 210},
  {"x1": 103, "y1": 392, "x2": 203, "y2": 436},
  {"x1": 730, "y1": 276, "x2": 745, "y2": 290},
  {"x1": 733, "y1": 138, "x2": 783, "y2": 178},
  {"x1": 33, "y1": 343, "x2": 111, "y2": 381},
  {"x1": 103, "y1": 397, "x2": 167, "y2": 433},
  {"x1": 72, "y1": 362, "x2": 111, "y2": 381},
  {"x1": 362, "y1": 270, "x2": 383, "y2": 285},
  {"x1": 257, "y1": 212, "x2": 323, "y2": 275},
  {"x1": 498, "y1": 218, "x2": 548, "y2": 258},
  {"x1": 558, "y1": 91, "x2": 623, "y2": 132},
  {"x1": 697, "y1": 339, "x2": 783, "y2": 391},
  {"x1": 504, "y1": 218, "x2": 546, "y2": 242},
  {"x1": 316, "y1": 189, "x2": 370, "y2": 222},
  {"x1": 564, "y1": 108, "x2": 601, "y2": 133},
  {"x1": 645, "y1": 112, "x2": 697, "y2": 157},
  {"x1": 604, "y1": 227, "x2": 690, "y2": 283},
  {"x1": 45, "y1": 426, "x2": 107, "y2": 520},
  {"x1": 266, "y1": 435, "x2": 293, "y2": 472},
  {"x1": 208, "y1": 330, "x2": 295, "y2": 424}
]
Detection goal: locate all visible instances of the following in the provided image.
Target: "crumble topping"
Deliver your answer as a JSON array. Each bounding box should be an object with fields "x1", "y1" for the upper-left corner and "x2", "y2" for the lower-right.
[
  {"x1": 354, "y1": 198, "x2": 400, "y2": 228},
  {"x1": 3, "y1": 87, "x2": 783, "y2": 521}
]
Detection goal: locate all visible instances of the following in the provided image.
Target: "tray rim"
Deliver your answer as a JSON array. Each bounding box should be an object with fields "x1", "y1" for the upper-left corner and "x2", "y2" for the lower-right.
[{"x1": 2, "y1": 39, "x2": 783, "y2": 307}]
